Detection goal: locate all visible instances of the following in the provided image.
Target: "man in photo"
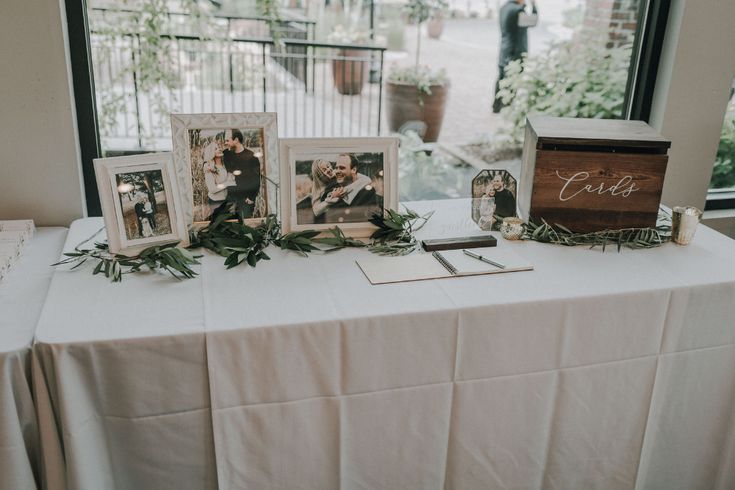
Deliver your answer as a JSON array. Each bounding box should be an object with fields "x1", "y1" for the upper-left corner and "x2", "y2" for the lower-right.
[
  {"x1": 492, "y1": 174, "x2": 517, "y2": 217},
  {"x1": 223, "y1": 129, "x2": 261, "y2": 219},
  {"x1": 134, "y1": 196, "x2": 146, "y2": 238},
  {"x1": 324, "y1": 153, "x2": 382, "y2": 223}
]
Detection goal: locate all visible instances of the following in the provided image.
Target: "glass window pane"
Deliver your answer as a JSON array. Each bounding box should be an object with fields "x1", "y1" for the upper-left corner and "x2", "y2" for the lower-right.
[
  {"x1": 708, "y1": 76, "x2": 735, "y2": 192},
  {"x1": 86, "y1": 0, "x2": 645, "y2": 202}
]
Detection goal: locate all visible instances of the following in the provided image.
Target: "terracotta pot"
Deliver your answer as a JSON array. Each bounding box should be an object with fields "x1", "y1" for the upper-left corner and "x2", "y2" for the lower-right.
[
  {"x1": 386, "y1": 81, "x2": 449, "y2": 142},
  {"x1": 332, "y1": 49, "x2": 369, "y2": 96},
  {"x1": 427, "y1": 15, "x2": 444, "y2": 39}
]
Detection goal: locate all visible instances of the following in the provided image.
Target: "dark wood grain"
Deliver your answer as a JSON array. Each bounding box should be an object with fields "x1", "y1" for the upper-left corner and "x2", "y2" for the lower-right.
[
  {"x1": 519, "y1": 117, "x2": 670, "y2": 233},
  {"x1": 529, "y1": 150, "x2": 667, "y2": 232}
]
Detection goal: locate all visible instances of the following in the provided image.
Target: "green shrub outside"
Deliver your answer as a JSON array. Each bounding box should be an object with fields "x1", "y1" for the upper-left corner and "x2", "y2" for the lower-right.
[{"x1": 496, "y1": 36, "x2": 632, "y2": 145}]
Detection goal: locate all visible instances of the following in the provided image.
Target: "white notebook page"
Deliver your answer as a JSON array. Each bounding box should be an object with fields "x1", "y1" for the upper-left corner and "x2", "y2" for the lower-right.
[{"x1": 357, "y1": 247, "x2": 533, "y2": 284}]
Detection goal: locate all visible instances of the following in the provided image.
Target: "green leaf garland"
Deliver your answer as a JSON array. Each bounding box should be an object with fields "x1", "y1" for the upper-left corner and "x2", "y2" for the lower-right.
[{"x1": 53, "y1": 206, "x2": 433, "y2": 281}]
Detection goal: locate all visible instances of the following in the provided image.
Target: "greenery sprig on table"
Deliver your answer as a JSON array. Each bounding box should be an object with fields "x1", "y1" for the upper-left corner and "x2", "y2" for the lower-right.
[
  {"x1": 54, "y1": 206, "x2": 434, "y2": 282},
  {"x1": 368, "y1": 208, "x2": 433, "y2": 255},
  {"x1": 52, "y1": 241, "x2": 201, "y2": 283},
  {"x1": 523, "y1": 218, "x2": 672, "y2": 251}
]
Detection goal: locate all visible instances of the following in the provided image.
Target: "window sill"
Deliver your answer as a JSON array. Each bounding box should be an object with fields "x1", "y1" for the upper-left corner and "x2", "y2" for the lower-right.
[{"x1": 705, "y1": 190, "x2": 735, "y2": 211}]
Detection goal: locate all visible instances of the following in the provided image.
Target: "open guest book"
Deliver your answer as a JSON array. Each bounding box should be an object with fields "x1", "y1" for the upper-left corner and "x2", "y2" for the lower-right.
[{"x1": 357, "y1": 247, "x2": 534, "y2": 285}]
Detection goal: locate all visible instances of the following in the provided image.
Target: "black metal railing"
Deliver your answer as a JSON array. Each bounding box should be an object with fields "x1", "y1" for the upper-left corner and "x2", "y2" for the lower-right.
[{"x1": 90, "y1": 28, "x2": 386, "y2": 152}]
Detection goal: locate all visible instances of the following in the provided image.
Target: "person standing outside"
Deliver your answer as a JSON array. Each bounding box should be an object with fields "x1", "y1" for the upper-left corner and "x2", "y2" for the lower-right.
[
  {"x1": 223, "y1": 129, "x2": 262, "y2": 219},
  {"x1": 493, "y1": 0, "x2": 538, "y2": 113}
]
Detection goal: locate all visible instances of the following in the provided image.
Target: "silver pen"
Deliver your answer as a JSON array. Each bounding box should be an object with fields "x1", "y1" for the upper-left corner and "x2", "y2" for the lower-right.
[{"x1": 462, "y1": 249, "x2": 505, "y2": 269}]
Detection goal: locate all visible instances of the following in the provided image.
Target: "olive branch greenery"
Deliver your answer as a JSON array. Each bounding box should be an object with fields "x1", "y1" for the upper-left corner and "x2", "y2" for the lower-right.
[
  {"x1": 523, "y1": 215, "x2": 672, "y2": 251},
  {"x1": 52, "y1": 241, "x2": 201, "y2": 283},
  {"x1": 53, "y1": 206, "x2": 433, "y2": 282},
  {"x1": 368, "y1": 208, "x2": 434, "y2": 255}
]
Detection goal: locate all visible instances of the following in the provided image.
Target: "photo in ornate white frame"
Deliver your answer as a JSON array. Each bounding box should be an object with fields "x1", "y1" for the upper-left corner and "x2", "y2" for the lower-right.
[
  {"x1": 170, "y1": 112, "x2": 279, "y2": 226},
  {"x1": 280, "y1": 137, "x2": 399, "y2": 237},
  {"x1": 93, "y1": 152, "x2": 190, "y2": 256}
]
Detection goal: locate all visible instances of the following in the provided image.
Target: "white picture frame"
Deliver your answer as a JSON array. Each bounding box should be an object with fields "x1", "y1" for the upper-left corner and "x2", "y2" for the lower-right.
[
  {"x1": 93, "y1": 153, "x2": 190, "y2": 256},
  {"x1": 170, "y1": 112, "x2": 279, "y2": 227},
  {"x1": 280, "y1": 137, "x2": 399, "y2": 238}
]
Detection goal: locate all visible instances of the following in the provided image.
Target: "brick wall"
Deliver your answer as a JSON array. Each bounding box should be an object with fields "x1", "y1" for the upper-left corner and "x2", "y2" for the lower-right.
[{"x1": 582, "y1": 0, "x2": 640, "y2": 47}]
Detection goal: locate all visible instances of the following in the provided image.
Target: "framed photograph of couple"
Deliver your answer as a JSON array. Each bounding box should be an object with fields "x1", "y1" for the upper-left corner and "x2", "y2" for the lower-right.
[
  {"x1": 280, "y1": 137, "x2": 398, "y2": 237},
  {"x1": 170, "y1": 113, "x2": 279, "y2": 226},
  {"x1": 93, "y1": 153, "x2": 190, "y2": 256}
]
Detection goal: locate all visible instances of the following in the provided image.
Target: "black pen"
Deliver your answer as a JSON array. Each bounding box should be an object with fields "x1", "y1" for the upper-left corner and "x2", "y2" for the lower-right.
[{"x1": 462, "y1": 249, "x2": 505, "y2": 269}]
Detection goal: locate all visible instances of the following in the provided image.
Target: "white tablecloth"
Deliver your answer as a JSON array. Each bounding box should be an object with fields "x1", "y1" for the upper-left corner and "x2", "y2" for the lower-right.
[
  {"x1": 32, "y1": 200, "x2": 735, "y2": 489},
  {"x1": 0, "y1": 227, "x2": 67, "y2": 490}
]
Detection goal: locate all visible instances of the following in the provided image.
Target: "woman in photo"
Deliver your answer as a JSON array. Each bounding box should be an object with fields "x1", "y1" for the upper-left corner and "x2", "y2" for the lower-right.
[
  {"x1": 309, "y1": 159, "x2": 342, "y2": 223},
  {"x1": 141, "y1": 204, "x2": 154, "y2": 237},
  {"x1": 142, "y1": 197, "x2": 156, "y2": 232},
  {"x1": 478, "y1": 183, "x2": 497, "y2": 230},
  {"x1": 203, "y1": 144, "x2": 235, "y2": 215}
]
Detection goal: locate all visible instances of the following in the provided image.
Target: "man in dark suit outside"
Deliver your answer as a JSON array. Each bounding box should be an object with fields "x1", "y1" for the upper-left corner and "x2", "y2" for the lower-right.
[
  {"x1": 493, "y1": 0, "x2": 538, "y2": 113},
  {"x1": 223, "y1": 129, "x2": 261, "y2": 219}
]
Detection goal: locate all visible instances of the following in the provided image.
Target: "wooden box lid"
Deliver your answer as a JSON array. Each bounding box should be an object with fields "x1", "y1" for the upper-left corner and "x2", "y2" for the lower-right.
[{"x1": 527, "y1": 116, "x2": 671, "y2": 151}]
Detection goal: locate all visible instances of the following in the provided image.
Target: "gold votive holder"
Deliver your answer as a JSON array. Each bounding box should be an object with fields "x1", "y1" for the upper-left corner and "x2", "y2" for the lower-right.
[
  {"x1": 671, "y1": 206, "x2": 702, "y2": 245},
  {"x1": 500, "y1": 217, "x2": 525, "y2": 240}
]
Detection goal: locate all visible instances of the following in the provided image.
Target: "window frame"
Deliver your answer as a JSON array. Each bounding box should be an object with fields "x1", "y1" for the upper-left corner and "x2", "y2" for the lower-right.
[{"x1": 67, "y1": 0, "x2": 672, "y2": 216}]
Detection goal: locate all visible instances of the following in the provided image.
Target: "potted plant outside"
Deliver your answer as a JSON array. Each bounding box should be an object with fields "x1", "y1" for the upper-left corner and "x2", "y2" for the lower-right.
[
  {"x1": 386, "y1": 0, "x2": 449, "y2": 142},
  {"x1": 327, "y1": 1, "x2": 371, "y2": 96},
  {"x1": 329, "y1": 27, "x2": 371, "y2": 96},
  {"x1": 427, "y1": 9, "x2": 447, "y2": 39}
]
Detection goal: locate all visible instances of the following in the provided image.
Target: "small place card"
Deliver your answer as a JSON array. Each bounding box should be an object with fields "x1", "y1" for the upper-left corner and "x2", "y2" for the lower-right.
[
  {"x1": 0, "y1": 222, "x2": 34, "y2": 282},
  {"x1": 0, "y1": 220, "x2": 34, "y2": 239},
  {"x1": 0, "y1": 254, "x2": 11, "y2": 281},
  {"x1": 0, "y1": 230, "x2": 29, "y2": 245}
]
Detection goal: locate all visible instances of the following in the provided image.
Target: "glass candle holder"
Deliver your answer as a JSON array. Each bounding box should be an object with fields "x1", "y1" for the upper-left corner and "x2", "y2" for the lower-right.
[
  {"x1": 671, "y1": 206, "x2": 702, "y2": 245},
  {"x1": 500, "y1": 217, "x2": 525, "y2": 240}
]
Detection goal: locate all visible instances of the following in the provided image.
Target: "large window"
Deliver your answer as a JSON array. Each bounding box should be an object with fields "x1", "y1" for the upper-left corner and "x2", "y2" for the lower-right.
[
  {"x1": 706, "y1": 75, "x2": 735, "y2": 209},
  {"x1": 70, "y1": 0, "x2": 661, "y2": 213}
]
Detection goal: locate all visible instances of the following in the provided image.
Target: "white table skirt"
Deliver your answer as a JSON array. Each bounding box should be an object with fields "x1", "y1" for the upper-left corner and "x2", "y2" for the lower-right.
[
  {"x1": 32, "y1": 200, "x2": 735, "y2": 490},
  {"x1": 0, "y1": 227, "x2": 67, "y2": 490}
]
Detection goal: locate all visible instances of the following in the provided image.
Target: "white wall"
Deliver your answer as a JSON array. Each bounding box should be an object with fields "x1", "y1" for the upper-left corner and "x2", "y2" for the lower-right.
[
  {"x1": 0, "y1": 0, "x2": 85, "y2": 226},
  {"x1": 649, "y1": 0, "x2": 735, "y2": 212}
]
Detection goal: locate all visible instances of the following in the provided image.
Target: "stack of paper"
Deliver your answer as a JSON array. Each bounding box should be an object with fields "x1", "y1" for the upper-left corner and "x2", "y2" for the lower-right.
[{"x1": 0, "y1": 220, "x2": 35, "y2": 281}]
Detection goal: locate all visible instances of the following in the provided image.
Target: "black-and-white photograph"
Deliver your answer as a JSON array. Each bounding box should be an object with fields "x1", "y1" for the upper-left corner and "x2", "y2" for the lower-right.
[
  {"x1": 472, "y1": 169, "x2": 518, "y2": 230},
  {"x1": 294, "y1": 152, "x2": 384, "y2": 225},
  {"x1": 188, "y1": 127, "x2": 266, "y2": 222},
  {"x1": 115, "y1": 170, "x2": 173, "y2": 240}
]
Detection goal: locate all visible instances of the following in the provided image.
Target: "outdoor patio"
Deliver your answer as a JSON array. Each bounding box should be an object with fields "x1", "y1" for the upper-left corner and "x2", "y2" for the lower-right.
[{"x1": 90, "y1": 0, "x2": 622, "y2": 201}]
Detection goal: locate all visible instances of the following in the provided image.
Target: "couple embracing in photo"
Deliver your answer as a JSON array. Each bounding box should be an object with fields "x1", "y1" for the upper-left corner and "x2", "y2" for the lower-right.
[
  {"x1": 309, "y1": 153, "x2": 382, "y2": 224},
  {"x1": 202, "y1": 129, "x2": 261, "y2": 219}
]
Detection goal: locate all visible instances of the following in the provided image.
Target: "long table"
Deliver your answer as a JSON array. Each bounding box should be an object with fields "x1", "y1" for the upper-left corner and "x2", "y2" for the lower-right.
[
  {"x1": 31, "y1": 200, "x2": 735, "y2": 489},
  {"x1": 0, "y1": 227, "x2": 67, "y2": 490}
]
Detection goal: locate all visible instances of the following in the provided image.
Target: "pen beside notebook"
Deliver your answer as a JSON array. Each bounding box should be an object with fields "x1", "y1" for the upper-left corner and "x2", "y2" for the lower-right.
[
  {"x1": 462, "y1": 249, "x2": 505, "y2": 269},
  {"x1": 358, "y1": 247, "x2": 533, "y2": 284}
]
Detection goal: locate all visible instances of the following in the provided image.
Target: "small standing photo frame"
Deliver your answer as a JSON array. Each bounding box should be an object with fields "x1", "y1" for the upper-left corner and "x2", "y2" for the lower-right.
[
  {"x1": 472, "y1": 169, "x2": 518, "y2": 231},
  {"x1": 170, "y1": 113, "x2": 279, "y2": 226},
  {"x1": 280, "y1": 137, "x2": 399, "y2": 237},
  {"x1": 94, "y1": 153, "x2": 190, "y2": 256}
]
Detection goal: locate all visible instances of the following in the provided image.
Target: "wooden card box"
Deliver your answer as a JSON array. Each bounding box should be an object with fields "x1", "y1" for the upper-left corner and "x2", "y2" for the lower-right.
[{"x1": 518, "y1": 116, "x2": 671, "y2": 232}]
